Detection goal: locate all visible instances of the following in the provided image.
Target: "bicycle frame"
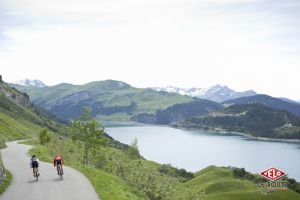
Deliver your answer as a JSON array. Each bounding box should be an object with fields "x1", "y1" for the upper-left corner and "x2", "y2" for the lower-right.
[{"x1": 33, "y1": 167, "x2": 39, "y2": 181}]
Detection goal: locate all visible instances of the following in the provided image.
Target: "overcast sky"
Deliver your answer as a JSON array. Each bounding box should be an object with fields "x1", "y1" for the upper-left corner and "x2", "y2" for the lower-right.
[{"x1": 1, "y1": 0, "x2": 300, "y2": 100}]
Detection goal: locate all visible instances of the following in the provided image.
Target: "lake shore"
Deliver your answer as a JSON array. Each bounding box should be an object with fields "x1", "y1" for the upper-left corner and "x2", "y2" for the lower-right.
[
  {"x1": 107, "y1": 121, "x2": 300, "y2": 144},
  {"x1": 173, "y1": 125, "x2": 300, "y2": 144}
]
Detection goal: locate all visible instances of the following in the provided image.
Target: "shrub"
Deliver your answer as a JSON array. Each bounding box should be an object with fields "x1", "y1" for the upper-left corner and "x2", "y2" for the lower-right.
[{"x1": 39, "y1": 128, "x2": 51, "y2": 145}]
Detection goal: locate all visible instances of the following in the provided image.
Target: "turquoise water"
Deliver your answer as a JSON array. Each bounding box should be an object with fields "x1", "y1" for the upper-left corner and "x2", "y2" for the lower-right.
[{"x1": 106, "y1": 125, "x2": 300, "y2": 181}]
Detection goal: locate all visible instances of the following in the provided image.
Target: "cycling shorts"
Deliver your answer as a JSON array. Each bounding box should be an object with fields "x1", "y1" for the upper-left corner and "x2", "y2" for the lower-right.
[
  {"x1": 32, "y1": 161, "x2": 39, "y2": 168},
  {"x1": 55, "y1": 159, "x2": 62, "y2": 165}
]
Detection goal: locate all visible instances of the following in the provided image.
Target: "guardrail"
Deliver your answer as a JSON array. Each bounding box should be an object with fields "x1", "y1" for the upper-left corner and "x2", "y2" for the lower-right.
[{"x1": 0, "y1": 155, "x2": 6, "y2": 186}]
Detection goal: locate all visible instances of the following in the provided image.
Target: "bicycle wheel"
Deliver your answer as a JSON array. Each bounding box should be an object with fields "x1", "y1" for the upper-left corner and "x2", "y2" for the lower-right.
[
  {"x1": 57, "y1": 165, "x2": 63, "y2": 180},
  {"x1": 59, "y1": 167, "x2": 63, "y2": 180}
]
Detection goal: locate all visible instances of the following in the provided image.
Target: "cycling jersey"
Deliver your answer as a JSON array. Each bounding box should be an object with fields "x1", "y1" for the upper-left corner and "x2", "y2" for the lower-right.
[
  {"x1": 30, "y1": 157, "x2": 39, "y2": 168},
  {"x1": 53, "y1": 156, "x2": 63, "y2": 166}
]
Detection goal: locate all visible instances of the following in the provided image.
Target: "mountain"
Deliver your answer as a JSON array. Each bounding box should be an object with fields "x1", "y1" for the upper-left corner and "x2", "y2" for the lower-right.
[
  {"x1": 278, "y1": 97, "x2": 300, "y2": 105},
  {"x1": 132, "y1": 99, "x2": 223, "y2": 124},
  {"x1": 151, "y1": 84, "x2": 256, "y2": 102},
  {"x1": 12, "y1": 79, "x2": 46, "y2": 87},
  {"x1": 151, "y1": 86, "x2": 207, "y2": 97},
  {"x1": 223, "y1": 94, "x2": 300, "y2": 117},
  {"x1": 12, "y1": 80, "x2": 194, "y2": 121},
  {"x1": 0, "y1": 81, "x2": 63, "y2": 143},
  {"x1": 177, "y1": 103, "x2": 300, "y2": 139}
]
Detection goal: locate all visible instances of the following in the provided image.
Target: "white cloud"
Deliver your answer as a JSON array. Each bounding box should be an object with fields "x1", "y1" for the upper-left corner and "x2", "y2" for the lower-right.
[{"x1": 1, "y1": 0, "x2": 300, "y2": 100}]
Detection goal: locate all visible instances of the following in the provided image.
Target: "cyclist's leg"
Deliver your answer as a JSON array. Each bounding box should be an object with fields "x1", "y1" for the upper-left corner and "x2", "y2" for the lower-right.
[{"x1": 33, "y1": 167, "x2": 36, "y2": 177}]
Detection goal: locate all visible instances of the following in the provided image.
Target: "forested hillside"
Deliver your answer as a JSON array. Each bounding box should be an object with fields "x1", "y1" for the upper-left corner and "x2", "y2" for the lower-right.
[
  {"x1": 223, "y1": 94, "x2": 300, "y2": 117},
  {"x1": 133, "y1": 99, "x2": 223, "y2": 124},
  {"x1": 177, "y1": 104, "x2": 300, "y2": 139}
]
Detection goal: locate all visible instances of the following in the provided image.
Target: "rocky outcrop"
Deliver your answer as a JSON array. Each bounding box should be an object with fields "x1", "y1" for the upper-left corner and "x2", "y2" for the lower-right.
[
  {"x1": 0, "y1": 82, "x2": 32, "y2": 107},
  {"x1": 13, "y1": 92, "x2": 32, "y2": 107}
]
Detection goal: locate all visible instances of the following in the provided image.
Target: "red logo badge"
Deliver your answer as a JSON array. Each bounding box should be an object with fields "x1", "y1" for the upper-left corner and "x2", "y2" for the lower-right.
[{"x1": 260, "y1": 167, "x2": 286, "y2": 181}]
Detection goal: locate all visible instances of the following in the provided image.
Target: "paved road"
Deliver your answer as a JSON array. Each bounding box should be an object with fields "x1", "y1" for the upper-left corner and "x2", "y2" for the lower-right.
[{"x1": 0, "y1": 141, "x2": 99, "y2": 200}]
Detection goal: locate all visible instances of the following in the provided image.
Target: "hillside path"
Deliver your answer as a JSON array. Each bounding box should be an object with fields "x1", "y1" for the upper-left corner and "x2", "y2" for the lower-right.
[{"x1": 0, "y1": 141, "x2": 99, "y2": 200}]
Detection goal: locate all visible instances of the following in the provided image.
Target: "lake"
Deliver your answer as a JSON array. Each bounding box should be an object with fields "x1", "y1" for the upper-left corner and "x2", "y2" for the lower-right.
[{"x1": 106, "y1": 125, "x2": 300, "y2": 181}]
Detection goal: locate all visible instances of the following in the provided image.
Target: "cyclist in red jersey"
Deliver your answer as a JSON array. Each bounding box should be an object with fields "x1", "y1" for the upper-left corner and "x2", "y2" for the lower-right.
[{"x1": 53, "y1": 155, "x2": 64, "y2": 175}]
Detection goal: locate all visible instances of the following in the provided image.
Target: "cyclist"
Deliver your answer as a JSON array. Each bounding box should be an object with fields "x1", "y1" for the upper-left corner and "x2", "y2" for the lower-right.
[
  {"x1": 30, "y1": 155, "x2": 40, "y2": 177},
  {"x1": 53, "y1": 155, "x2": 64, "y2": 175}
]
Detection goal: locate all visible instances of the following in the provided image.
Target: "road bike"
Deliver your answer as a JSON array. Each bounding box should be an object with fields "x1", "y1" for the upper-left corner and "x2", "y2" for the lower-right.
[
  {"x1": 33, "y1": 167, "x2": 39, "y2": 181},
  {"x1": 57, "y1": 164, "x2": 64, "y2": 180}
]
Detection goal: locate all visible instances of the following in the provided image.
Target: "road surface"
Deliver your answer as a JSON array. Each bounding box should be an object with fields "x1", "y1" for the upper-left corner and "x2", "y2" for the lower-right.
[{"x1": 0, "y1": 141, "x2": 99, "y2": 200}]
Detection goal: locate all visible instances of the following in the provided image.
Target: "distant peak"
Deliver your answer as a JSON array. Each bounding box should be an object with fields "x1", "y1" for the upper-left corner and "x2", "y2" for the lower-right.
[
  {"x1": 150, "y1": 84, "x2": 257, "y2": 102},
  {"x1": 210, "y1": 84, "x2": 223, "y2": 88},
  {"x1": 13, "y1": 79, "x2": 46, "y2": 87},
  {"x1": 209, "y1": 84, "x2": 230, "y2": 90},
  {"x1": 102, "y1": 79, "x2": 131, "y2": 87}
]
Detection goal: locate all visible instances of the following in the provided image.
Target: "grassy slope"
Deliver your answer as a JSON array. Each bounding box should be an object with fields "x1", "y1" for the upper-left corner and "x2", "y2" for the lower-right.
[
  {"x1": 0, "y1": 110, "x2": 41, "y2": 140},
  {"x1": 0, "y1": 92, "x2": 42, "y2": 140},
  {"x1": 0, "y1": 170, "x2": 12, "y2": 195},
  {"x1": 0, "y1": 83, "x2": 64, "y2": 142},
  {"x1": 183, "y1": 166, "x2": 300, "y2": 200},
  {"x1": 76, "y1": 166, "x2": 141, "y2": 200}
]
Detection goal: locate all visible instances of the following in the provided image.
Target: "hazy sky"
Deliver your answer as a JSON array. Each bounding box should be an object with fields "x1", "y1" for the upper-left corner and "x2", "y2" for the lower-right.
[{"x1": 1, "y1": 0, "x2": 300, "y2": 99}]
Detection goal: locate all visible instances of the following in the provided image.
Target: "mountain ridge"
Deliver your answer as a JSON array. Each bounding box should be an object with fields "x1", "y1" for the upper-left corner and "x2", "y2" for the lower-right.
[
  {"x1": 223, "y1": 94, "x2": 300, "y2": 117},
  {"x1": 151, "y1": 84, "x2": 257, "y2": 102},
  {"x1": 11, "y1": 80, "x2": 194, "y2": 121},
  {"x1": 132, "y1": 99, "x2": 223, "y2": 124}
]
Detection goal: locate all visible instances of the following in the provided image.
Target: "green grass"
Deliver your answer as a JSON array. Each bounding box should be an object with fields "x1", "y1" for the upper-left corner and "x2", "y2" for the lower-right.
[
  {"x1": 0, "y1": 150, "x2": 13, "y2": 195},
  {"x1": 0, "y1": 113, "x2": 38, "y2": 141},
  {"x1": 0, "y1": 111, "x2": 41, "y2": 140},
  {"x1": 0, "y1": 170, "x2": 12, "y2": 196},
  {"x1": 75, "y1": 166, "x2": 142, "y2": 200},
  {"x1": 183, "y1": 166, "x2": 300, "y2": 200}
]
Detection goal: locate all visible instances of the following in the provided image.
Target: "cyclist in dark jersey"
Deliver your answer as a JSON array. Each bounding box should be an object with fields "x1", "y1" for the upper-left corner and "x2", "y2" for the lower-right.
[{"x1": 30, "y1": 155, "x2": 40, "y2": 177}]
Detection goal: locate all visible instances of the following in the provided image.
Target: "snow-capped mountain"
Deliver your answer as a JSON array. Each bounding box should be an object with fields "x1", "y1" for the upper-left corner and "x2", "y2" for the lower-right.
[
  {"x1": 13, "y1": 79, "x2": 46, "y2": 87},
  {"x1": 151, "y1": 85, "x2": 256, "y2": 103},
  {"x1": 152, "y1": 86, "x2": 208, "y2": 97}
]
